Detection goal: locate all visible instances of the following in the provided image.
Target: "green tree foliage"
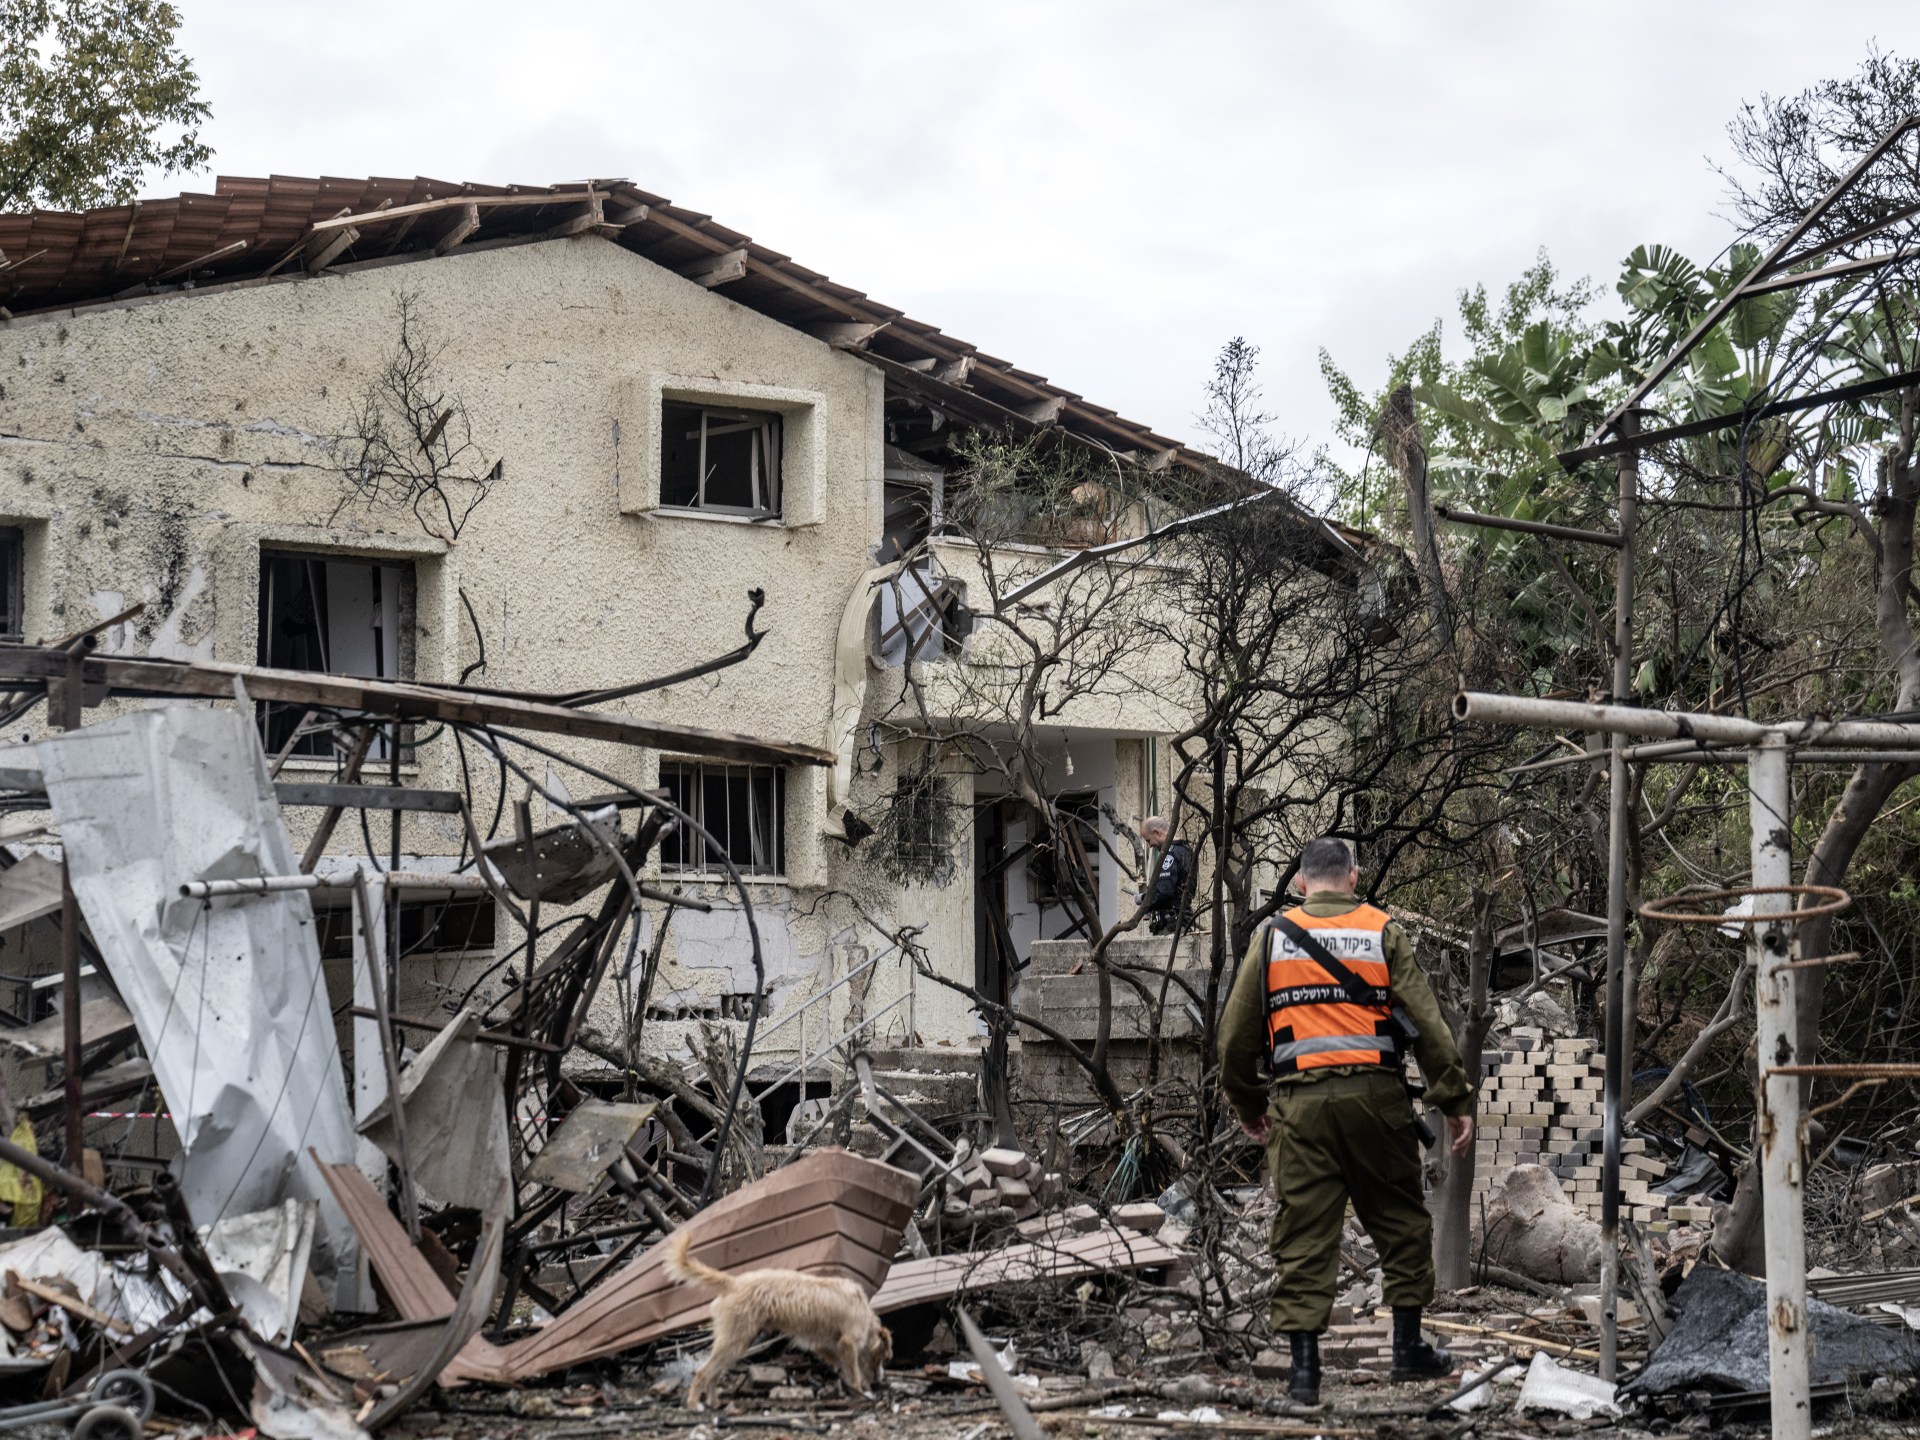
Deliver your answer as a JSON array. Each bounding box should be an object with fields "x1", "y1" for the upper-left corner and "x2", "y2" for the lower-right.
[{"x1": 0, "y1": 0, "x2": 209, "y2": 211}]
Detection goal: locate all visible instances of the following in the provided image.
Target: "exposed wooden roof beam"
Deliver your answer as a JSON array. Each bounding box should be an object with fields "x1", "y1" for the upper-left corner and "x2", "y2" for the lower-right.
[
  {"x1": 1017, "y1": 395, "x2": 1065, "y2": 425},
  {"x1": 303, "y1": 227, "x2": 359, "y2": 273},
  {"x1": 310, "y1": 190, "x2": 603, "y2": 233},
  {"x1": 155, "y1": 239, "x2": 247, "y2": 281},
  {"x1": 542, "y1": 192, "x2": 604, "y2": 240},
  {"x1": 806, "y1": 321, "x2": 887, "y2": 350},
  {"x1": 679, "y1": 247, "x2": 748, "y2": 287},
  {"x1": 110, "y1": 201, "x2": 140, "y2": 274},
  {"x1": 0, "y1": 646, "x2": 833, "y2": 768},
  {"x1": 433, "y1": 203, "x2": 481, "y2": 257}
]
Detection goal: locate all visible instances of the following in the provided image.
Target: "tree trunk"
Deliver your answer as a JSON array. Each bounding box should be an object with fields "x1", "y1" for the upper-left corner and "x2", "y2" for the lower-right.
[
  {"x1": 1433, "y1": 887, "x2": 1495, "y2": 1290},
  {"x1": 1379, "y1": 384, "x2": 1455, "y2": 653}
]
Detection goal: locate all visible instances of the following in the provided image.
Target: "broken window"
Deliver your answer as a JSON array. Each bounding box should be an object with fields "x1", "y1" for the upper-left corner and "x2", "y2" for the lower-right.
[
  {"x1": 660, "y1": 401, "x2": 782, "y2": 517},
  {"x1": 0, "y1": 528, "x2": 21, "y2": 641},
  {"x1": 1028, "y1": 793, "x2": 1102, "y2": 906},
  {"x1": 258, "y1": 550, "x2": 415, "y2": 759},
  {"x1": 659, "y1": 761, "x2": 786, "y2": 877},
  {"x1": 881, "y1": 446, "x2": 944, "y2": 557},
  {"x1": 871, "y1": 566, "x2": 970, "y2": 666}
]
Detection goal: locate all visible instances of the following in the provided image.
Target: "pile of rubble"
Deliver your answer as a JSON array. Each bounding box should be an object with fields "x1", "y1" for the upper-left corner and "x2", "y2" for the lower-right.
[{"x1": 937, "y1": 1140, "x2": 1067, "y2": 1228}]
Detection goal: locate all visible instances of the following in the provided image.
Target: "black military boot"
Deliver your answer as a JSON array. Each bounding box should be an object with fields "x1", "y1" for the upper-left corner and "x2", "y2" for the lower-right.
[
  {"x1": 1390, "y1": 1306, "x2": 1454, "y2": 1381},
  {"x1": 1284, "y1": 1331, "x2": 1321, "y2": 1405}
]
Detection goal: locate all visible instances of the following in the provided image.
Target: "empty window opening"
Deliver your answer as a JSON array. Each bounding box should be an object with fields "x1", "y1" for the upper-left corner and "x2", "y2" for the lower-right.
[
  {"x1": 313, "y1": 893, "x2": 496, "y2": 961},
  {"x1": 0, "y1": 528, "x2": 22, "y2": 641},
  {"x1": 660, "y1": 401, "x2": 783, "y2": 517},
  {"x1": 659, "y1": 761, "x2": 786, "y2": 877},
  {"x1": 258, "y1": 550, "x2": 415, "y2": 758}
]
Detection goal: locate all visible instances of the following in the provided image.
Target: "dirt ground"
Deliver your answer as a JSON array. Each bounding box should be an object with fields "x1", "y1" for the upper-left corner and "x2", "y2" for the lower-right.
[{"x1": 374, "y1": 1364, "x2": 1920, "y2": 1440}]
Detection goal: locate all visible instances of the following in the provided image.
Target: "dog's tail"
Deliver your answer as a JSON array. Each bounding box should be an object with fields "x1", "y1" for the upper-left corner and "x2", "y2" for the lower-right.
[{"x1": 663, "y1": 1229, "x2": 733, "y2": 1294}]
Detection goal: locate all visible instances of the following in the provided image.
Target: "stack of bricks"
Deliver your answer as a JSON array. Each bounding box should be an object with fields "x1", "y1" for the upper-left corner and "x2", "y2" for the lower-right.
[{"x1": 1473, "y1": 1029, "x2": 1675, "y2": 1225}]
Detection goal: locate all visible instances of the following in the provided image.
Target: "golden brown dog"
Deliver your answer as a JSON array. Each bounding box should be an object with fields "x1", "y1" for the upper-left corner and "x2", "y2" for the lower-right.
[{"x1": 664, "y1": 1229, "x2": 892, "y2": 1409}]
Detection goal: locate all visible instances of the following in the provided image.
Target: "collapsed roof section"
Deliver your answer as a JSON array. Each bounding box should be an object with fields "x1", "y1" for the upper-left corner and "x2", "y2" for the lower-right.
[{"x1": 0, "y1": 173, "x2": 1205, "y2": 468}]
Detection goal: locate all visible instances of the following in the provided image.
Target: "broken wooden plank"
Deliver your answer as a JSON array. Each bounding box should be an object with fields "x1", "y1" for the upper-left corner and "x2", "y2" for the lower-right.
[
  {"x1": 0, "y1": 646, "x2": 833, "y2": 769},
  {"x1": 0, "y1": 854, "x2": 66, "y2": 934},
  {"x1": 496, "y1": 1148, "x2": 919, "y2": 1380},
  {"x1": 0, "y1": 995, "x2": 134, "y2": 1061},
  {"x1": 273, "y1": 782, "x2": 462, "y2": 814},
  {"x1": 679, "y1": 248, "x2": 748, "y2": 287},
  {"x1": 869, "y1": 1224, "x2": 1182, "y2": 1313},
  {"x1": 22, "y1": 1058, "x2": 152, "y2": 1119},
  {"x1": 318, "y1": 1146, "x2": 918, "y2": 1386}
]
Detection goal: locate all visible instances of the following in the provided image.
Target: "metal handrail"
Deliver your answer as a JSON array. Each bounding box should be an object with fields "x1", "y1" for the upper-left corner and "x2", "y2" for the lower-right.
[
  {"x1": 751, "y1": 993, "x2": 908, "y2": 1103},
  {"x1": 752, "y1": 940, "x2": 897, "y2": 1047}
]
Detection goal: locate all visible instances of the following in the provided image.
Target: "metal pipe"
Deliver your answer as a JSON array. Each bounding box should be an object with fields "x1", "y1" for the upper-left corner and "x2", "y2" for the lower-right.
[
  {"x1": 60, "y1": 859, "x2": 82, "y2": 1171},
  {"x1": 1432, "y1": 504, "x2": 1625, "y2": 548},
  {"x1": 1599, "y1": 415, "x2": 1638, "y2": 1381},
  {"x1": 180, "y1": 869, "x2": 492, "y2": 899},
  {"x1": 1455, "y1": 692, "x2": 1920, "y2": 749},
  {"x1": 1749, "y1": 735, "x2": 1810, "y2": 1440}
]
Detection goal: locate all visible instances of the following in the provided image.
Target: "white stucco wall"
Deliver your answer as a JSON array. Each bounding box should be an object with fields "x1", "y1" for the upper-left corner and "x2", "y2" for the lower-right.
[{"x1": 0, "y1": 232, "x2": 1213, "y2": 1072}]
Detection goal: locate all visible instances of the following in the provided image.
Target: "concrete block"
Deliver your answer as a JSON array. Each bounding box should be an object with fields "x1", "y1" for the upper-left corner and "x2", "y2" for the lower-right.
[{"x1": 1113, "y1": 1202, "x2": 1168, "y2": 1235}]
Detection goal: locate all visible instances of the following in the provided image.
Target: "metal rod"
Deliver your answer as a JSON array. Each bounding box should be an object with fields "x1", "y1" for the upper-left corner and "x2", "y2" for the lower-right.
[
  {"x1": 355, "y1": 873, "x2": 421, "y2": 1242},
  {"x1": 1455, "y1": 691, "x2": 1920, "y2": 749},
  {"x1": 180, "y1": 869, "x2": 491, "y2": 899},
  {"x1": 1563, "y1": 365, "x2": 1920, "y2": 466},
  {"x1": 60, "y1": 858, "x2": 82, "y2": 1172},
  {"x1": 1599, "y1": 415, "x2": 1637, "y2": 1381},
  {"x1": 1583, "y1": 115, "x2": 1920, "y2": 445},
  {"x1": 1432, "y1": 504, "x2": 1624, "y2": 548},
  {"x1": 1749, "y1": 735, "x2": 1810, "y2": 1440}
]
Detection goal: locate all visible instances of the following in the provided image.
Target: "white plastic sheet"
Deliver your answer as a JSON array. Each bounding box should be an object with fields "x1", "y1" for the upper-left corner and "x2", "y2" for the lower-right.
[
  {"x1": 1515, "y1": 1350, "x2": 1620, "y2": 1419},
  {"x1": 36, "y1": 706, "x2": 362, "y2": 1303}
]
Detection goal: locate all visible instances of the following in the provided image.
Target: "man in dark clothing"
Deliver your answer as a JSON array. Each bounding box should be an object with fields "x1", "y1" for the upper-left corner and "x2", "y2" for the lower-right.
[
  {"x1": 1138, "y1": 816, "x2": 1195, "y2": 935},
  {"x1": 1216, "y1": 836, "x2": 1477, "y2": 1406}
]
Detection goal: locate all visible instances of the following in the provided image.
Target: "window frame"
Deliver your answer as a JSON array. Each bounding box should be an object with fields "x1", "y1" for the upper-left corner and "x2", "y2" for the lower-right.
[
  {"x1": 257, "y1": 547, "x2": 418, "y2": 760},
  {"x1": 0, "y1": 527, "x2": 23, "y2": 642},
  {"x1": 657, "y1": 760, "x2": 788, "y2": 879},
  {"x1": 659, "y1": 401, "x2": 784, "y2": 519}
]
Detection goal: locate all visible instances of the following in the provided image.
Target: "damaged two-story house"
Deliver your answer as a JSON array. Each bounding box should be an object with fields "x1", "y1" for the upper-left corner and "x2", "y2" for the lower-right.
[{"x1": 0, "y1": 175, "x2": 1362, "y2": 1133}]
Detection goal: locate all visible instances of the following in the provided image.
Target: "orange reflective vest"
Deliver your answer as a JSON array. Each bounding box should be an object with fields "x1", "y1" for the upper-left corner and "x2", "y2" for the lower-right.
[{"x1": 1263, "y1": 903, "x2": 1399, "y2": 1075}]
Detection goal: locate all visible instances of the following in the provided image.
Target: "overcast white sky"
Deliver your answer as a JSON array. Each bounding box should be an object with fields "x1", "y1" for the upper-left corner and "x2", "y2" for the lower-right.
[{"x1": 169, "y1": 1, "x2": 1920, "y2": 456}]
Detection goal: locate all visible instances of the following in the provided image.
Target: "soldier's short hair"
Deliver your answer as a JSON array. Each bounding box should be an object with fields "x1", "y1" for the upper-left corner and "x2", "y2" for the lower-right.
[{"x1": 1297, "y1": 836, "x2": 1356, "y2": 885}]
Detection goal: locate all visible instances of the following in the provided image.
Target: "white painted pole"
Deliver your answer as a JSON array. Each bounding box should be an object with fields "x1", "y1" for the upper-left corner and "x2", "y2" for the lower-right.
[{"x1": 1748, "y1": 734, "x2": 1810, "y2": 1440}]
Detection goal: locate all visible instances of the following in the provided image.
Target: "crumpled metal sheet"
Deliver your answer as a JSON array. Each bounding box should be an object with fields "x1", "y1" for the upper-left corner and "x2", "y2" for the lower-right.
[
  {"x1": 356, "y1": 1010, "x2": 510, "y2": 1208},
  {"x1": 203, "y1": 1199, "x2": 318, "y2": 1342},
  {"x1": 36, "y1": 706, "x2": 362, "y2": 1304}
]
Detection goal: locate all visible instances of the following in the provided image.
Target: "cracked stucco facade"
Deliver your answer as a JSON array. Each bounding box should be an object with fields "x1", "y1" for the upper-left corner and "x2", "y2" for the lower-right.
[{"x1": 0, "y1": 231, "x2": 1206, "y2": 1083}]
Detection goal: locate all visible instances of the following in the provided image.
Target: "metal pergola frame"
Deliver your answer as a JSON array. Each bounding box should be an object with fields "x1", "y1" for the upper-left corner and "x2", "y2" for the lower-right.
[{"x1": 1436, "y1": 114, "x2": 1920, "y2": 1440}]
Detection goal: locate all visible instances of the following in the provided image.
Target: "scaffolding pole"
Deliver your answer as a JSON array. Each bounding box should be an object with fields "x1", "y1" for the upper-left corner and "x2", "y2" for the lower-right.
[
  {"x1": 1450, "y1": 690, "x2": 1919, "y2": 1440},
  {"x1": 1749, "y1": 734, "x2": 1810, "y2": 1437},
  {"x1": 1599, "y1": 415, "x2": 1638, "y2": 1380}
]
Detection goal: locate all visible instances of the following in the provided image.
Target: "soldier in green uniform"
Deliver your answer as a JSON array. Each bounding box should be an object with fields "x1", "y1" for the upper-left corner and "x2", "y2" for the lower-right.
[{"x1": 1217, "y1": 837, "x2": 1477, "y2": 1405}]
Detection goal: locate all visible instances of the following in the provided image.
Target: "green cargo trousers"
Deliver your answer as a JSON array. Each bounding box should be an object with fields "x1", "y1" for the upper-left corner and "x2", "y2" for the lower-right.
[{"x1": 1264, "y1": 1069, "x2": 1435, "y2": 1333}]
